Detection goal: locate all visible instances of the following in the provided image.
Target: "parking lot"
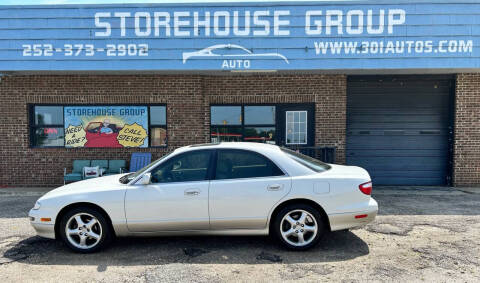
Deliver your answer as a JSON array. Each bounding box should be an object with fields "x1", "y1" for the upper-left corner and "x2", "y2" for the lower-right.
[{"x1": 0, "y1": 187, "x2": 479, "y2": 282}]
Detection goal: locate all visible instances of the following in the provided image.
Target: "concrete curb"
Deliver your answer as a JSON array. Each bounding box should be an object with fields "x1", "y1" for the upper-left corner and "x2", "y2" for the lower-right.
[
  {"x1": 454, "y1": 187, "x2": 480, "y2": 194},
  {"x1": 0, "y1": 187, "x2": 53, "y2": 196}
]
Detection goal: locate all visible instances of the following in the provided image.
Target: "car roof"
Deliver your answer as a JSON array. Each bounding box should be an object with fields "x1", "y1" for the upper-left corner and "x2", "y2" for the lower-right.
[{"x1": 176, "y1": 142, "x2": 282, "y2": 153}]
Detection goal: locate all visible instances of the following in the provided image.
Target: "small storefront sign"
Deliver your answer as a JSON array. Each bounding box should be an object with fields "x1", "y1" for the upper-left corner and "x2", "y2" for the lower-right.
[{"x1": 64, "y1": 106, "x2": 148, "y2": 148}]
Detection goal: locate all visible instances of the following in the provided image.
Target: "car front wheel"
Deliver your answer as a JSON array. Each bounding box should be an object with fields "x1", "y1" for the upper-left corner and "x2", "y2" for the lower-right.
[
  {"x1": 59, "y1": 207, "x2": 111, "y2": 253},
  {"x1": 273, "y1": 204, "x2": 325, "y2": 250}
]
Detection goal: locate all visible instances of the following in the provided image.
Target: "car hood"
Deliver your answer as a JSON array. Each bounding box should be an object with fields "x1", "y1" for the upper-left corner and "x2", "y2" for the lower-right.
[{"x1": 40, "y1": 174, "x2": 128, "y2": 200}]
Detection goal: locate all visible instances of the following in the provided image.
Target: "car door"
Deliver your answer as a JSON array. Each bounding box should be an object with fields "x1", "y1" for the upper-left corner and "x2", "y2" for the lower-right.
[
  {"x1": 125, "y1": 150, "x2": 213, "y2": 232},
  {"x1": 209, "y1": 149, "x2": 291, "y2": 230}
]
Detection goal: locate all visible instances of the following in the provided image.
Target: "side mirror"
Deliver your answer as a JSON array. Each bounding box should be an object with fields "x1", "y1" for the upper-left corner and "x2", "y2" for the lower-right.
[{"x1": 137, "y1": 173, "x2": 151, "y2": 185}]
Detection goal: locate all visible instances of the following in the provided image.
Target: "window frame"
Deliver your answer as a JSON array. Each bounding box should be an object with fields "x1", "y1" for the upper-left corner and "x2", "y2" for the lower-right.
[
  {"x1": 134, "y1": 148, "x2": 287, "y2": 184},
  {"x1": 212, "y1": 148, "x2": 287, "y2": 181},
  {"x1": 285, "y1": 110, "x2": 308, "y2": 145},
  {"x1": 28, "y1": 103, "x2": 167, "y2": 148},
  {"x1": 149, "y1": 149, "x2": 215, "y2": 184},
  {"x1": 210, "y1": 104, "x2": 277, "y2": 144}
]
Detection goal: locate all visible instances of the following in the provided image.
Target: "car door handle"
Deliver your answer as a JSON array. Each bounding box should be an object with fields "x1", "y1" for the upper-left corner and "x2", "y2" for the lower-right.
[
  {"x1": 267, "y1": 184, "x2": 282, "y2": 191},
  {"x1": 184, "y1": 189, "x2": 200, "y2": 196}
]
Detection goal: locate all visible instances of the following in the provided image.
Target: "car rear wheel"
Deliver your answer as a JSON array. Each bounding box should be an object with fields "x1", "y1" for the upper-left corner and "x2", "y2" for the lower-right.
[
  {"x1": 273, "y1": 204, "x2": 325, "y2": 250},
  {"x1": 59, "y1": 207, "x2": 111, "y2": 253}
]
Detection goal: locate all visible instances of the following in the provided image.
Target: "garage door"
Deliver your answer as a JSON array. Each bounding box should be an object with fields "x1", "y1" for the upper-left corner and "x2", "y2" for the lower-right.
[{"x1": 346, "y1": 76, "x2": 454, "y2": 185}]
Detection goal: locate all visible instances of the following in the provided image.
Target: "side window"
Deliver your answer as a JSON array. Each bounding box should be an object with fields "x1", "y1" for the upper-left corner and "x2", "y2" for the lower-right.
[
  {"x1": 151, "y1": 150, "x2": 212, "y2": 183},
  {"x1": 149, "y1": 106, "x2": 167, "y2": 147},
  {"x1": 30, "y1": 105, "x2": 65, "y2": 147},
  {"x1": 215, "y1": 150, "x2": 284, "y2": 180}
]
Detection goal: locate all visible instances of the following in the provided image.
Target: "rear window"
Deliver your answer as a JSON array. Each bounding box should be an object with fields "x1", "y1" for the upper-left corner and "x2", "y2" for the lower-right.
[{"x1": 281, "y1": 148, "x2": 331, "y2": 172}]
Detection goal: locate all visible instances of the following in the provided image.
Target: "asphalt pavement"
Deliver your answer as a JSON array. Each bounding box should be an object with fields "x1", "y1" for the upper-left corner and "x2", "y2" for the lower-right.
[{"x1": 0, "y1": 186, "x2": 479, "y2": 282}]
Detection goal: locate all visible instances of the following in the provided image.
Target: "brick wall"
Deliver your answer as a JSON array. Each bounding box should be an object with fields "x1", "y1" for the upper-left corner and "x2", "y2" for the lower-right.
[
  {"x1": 0, "y1": 74, "x2": 346, "y2": 187},
  {"x1": 454, "y1": 74, "x2": 480, "y2": 186}
]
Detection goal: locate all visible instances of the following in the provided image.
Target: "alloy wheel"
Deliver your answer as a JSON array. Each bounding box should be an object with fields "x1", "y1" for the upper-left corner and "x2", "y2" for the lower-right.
[
  {"x1": 280, "y1": 209, "x2": 318, "y2": 247},
  {"x1": 65, "y1": 213, "x2": 103, "y2": 250}
]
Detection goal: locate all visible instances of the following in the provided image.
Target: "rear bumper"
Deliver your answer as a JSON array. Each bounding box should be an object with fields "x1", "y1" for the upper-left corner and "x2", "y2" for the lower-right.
[{"x1": 328, "y1": 198, "x2": 378, "y2": 231}]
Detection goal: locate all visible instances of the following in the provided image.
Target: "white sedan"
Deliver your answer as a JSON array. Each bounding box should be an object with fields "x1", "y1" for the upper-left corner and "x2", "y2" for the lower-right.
[{"x1": 29, "y1": 142, "x2": 378, "y2": 253}]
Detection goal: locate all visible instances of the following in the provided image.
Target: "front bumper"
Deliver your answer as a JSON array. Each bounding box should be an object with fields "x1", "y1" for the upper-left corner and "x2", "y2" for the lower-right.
[
  {"x1": 328, "y1": 198, "x2": 378, "y2": 231},
  {"x1": 29, "y1": 209, "x2": 56, "y2": 239}
]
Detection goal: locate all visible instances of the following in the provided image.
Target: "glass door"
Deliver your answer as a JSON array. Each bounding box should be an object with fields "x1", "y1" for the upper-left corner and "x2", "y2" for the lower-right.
[{"x1": 276, "y1": 104, "x2": 314, "y2": 147}]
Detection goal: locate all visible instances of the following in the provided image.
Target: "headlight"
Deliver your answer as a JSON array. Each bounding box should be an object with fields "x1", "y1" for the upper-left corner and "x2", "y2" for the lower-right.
[{"x1": 32, "y1": 201, "x2": 41, "y2": 210}]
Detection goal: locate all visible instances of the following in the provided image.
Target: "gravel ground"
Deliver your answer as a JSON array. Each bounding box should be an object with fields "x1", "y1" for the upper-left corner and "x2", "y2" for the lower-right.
[{"x1": 0, "y1": 187, "x2": 479, "y2": 282}]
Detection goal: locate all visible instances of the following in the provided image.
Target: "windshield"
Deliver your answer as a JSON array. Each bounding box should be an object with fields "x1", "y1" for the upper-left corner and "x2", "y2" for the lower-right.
[
  {"x1": 119, "y1": 152, "x2": 173, "y2": 184},
  {"x1": 281, "y1": 147, "x2": 331, "y2": 172}
]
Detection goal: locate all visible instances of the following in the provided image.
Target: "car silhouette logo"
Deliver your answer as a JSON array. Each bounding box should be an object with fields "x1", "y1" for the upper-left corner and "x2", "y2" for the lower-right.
[{"x1": 182, "y1": 44, "x2": 289, "y2": 64}]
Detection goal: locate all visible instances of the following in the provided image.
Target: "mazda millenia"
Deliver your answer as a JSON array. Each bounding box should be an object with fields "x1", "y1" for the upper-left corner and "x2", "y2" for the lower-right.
[{"x1": 29, "y1": 142, "x2": 378, "y2": 253}]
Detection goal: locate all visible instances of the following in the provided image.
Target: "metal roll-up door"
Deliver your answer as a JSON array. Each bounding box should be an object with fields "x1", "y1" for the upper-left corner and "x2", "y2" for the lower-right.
[{"x1": 346, "y1": 76, "x2": 454, "y2": 186}]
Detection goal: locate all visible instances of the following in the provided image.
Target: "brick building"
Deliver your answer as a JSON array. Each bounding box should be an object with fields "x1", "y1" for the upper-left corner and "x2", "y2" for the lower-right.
[{"x1": 0, "y1": 1, "x2": 479, "y2": 187}]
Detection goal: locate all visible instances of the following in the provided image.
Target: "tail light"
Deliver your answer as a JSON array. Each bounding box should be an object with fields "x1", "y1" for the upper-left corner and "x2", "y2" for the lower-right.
[{"x1": 359, "y1": 181, "x2": 372, "y2": 195}]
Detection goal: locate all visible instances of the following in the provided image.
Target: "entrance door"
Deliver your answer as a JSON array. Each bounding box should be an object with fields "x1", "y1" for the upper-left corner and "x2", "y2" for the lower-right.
[
  {"x1": 346, "y1": 76, "x2": 454, "y2": 185},
  {"x1": 277, "y1": 104, "x2": 315, "y2": 147}
]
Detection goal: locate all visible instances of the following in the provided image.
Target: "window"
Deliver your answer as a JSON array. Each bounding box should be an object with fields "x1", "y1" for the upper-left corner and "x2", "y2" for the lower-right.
[
  {"x1": 211, "y1": 105, "x2": 276, "y2": 144},
  {"x1": 29, "y1": 105, "x2": 167, "y2": 148},
  {"x1": 211, "y1": 126, "x2": 243, "y2": 142},
  {"x1": 244, "y1": 127, "x2": 275, "y2": 142},
  {"x1": 281, "y1": 147, "x2": 330, "y2": 172},
  {"x1": 244, "y1": 106, "x2": 275, "y2": 124},
  {"x1": 211, "y1": 106, "x2": 242, "y2": 125},
  {"x1": 150, "y1": 150, "x2": 212, "y2": 183},
  {"x1": 286, "y1": 111, "x2": 307, "y2": 145},
  {"x1": 150, "y1": 106, "x2": 167, "y2": 147},
  {"x1": 121, "y1": 152, "x2": 173, "y2": 184},
  {"x1": 210, "y1": 106, "x2": 242, "y2": 142},
  {"x1": 215, "y1": 149, "x2": 284, "y2": 180},
  {"x1": 30, "y1": 106, "x2": 65, "y2": 147}
]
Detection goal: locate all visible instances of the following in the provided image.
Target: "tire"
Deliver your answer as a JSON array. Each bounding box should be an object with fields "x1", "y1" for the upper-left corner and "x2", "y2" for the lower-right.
[
  {"x1": 273, "y1": 203, "x2": 326, "y2": 251},
  {"x1": 59, "y1": 207, "x2": 112, "y2": 253}
]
